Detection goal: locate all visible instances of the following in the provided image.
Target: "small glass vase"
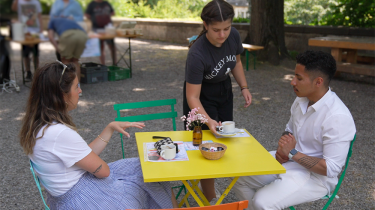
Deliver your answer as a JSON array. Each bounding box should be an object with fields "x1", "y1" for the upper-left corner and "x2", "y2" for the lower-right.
[{"x1": 193, "y1": 126, "x2": 203, "y2": 146}]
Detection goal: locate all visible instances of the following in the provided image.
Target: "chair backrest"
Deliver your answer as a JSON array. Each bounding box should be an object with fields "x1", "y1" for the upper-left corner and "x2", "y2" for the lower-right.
[
  {"x1": 289, "y1": 134, "x2": 357, "y2": 210},
  {"x1": 126, "y1": 200, "x2": 248, "y2": 210},
  {"x1": 29, "y1": 160, "x2": 50, "y2": 210},
  {"x1": 322, "y1": 134, "x2": 356, "y2": 209},
  {"x1": 113, "y1": 99, "x2": 178, "y2": 158}
]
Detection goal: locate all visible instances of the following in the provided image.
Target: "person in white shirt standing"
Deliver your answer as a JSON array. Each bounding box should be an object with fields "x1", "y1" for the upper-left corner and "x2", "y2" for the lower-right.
[
  {"x1": 11, "y1": 0, "x2": 43, "y2": 81},
  {"x1": 232, "y1": 50, "x2": 356, "y2": 210}
]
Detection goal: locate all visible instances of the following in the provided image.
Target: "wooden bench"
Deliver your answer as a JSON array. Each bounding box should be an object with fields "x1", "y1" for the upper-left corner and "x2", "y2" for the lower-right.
[
  {"x1": 308, "y1": 36, "x2": 375, "y2": 77},
  {"x1": 242, "y1": 44, "x2": 264, "y2": 70}
]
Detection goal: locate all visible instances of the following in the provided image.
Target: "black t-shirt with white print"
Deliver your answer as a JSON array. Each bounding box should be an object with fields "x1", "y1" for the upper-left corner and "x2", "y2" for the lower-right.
[{"x1": 185, "y1": 27, "x2": 243, "y2": 84}]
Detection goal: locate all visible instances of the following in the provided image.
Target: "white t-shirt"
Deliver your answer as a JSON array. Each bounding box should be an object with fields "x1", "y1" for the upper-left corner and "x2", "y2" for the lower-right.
[
  {"x1": 17, "y1": 0, "x2": 42, "y2": 33},
  {"x1": 29, "y1": 123, "x2": 92, "y2": 196},
  {"x1": 285, "y1": 88, "x2": 356, "y2": 191}
]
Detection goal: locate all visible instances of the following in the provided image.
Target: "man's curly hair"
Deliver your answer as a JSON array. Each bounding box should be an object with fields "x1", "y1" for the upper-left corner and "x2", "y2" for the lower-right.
[{"x1": 296, "y1": 50, "x2": 336, "y2": 86}]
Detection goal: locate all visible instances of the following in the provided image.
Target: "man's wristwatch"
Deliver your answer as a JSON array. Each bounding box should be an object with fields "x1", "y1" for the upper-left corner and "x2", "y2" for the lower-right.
[{"x1": 288, "y1": 148, "x2": 298, "y2": 160}]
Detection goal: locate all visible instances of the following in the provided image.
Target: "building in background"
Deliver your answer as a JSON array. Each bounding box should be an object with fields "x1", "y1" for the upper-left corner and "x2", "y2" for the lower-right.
[{"x1": 226, "y1": 0, "x2": 249, "y2": 18}]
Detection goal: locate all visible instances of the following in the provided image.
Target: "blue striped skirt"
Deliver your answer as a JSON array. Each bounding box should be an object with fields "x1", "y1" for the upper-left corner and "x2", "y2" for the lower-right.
[{"x1": 47, "y1": 158, "x2": 173, "y2": 209}]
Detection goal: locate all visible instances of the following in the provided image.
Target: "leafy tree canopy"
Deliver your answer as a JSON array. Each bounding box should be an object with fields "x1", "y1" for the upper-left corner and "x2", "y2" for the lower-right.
[{"x1": 285, "y1": 0, "x2": 374, "y2": 28}]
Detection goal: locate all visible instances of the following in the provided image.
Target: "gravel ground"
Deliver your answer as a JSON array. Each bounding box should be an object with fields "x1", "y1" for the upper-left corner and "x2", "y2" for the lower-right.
[{"x1": 0, "y1": 38, "x2": 374, "y2": 209}]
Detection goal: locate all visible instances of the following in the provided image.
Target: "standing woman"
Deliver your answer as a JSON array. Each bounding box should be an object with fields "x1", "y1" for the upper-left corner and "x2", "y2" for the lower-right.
[
  {"x1": 183, "y1": 0, "x2": 252, "y2": 203},
  {"x1": 20, "y1": 62, "x2": 177, "y2": 209}
]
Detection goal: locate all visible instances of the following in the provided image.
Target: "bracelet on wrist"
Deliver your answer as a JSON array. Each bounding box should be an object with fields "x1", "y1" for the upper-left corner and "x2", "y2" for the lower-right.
[
  {"x1": 98, "y1": 135, "x2": 109, "y2": 144},
  {"x1": 241, "y1": 86, "x2": 249, "y2": 91}
]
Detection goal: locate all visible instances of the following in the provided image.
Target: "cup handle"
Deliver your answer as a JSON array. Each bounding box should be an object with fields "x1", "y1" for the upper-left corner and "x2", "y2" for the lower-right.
[
  {"x1": 219, "y1": 126, "x2": 223, "y2": 132},
  {"x1": 160, "y1": 150, "x2": 165, "y2": 159}
]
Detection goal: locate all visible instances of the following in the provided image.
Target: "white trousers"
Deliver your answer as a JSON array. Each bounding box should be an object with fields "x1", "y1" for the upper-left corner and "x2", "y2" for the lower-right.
[{"x1": 232, "y1": 151, "x2": 328, "y2": 210}]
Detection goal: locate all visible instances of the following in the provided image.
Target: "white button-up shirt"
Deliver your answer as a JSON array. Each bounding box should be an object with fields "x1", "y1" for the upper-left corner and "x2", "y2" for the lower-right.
[{"x1": 285, "y1": 88, "x2": 356, "y2": 191}]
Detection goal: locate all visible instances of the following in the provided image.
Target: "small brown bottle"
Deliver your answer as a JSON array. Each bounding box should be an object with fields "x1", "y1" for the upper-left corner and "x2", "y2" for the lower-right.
[{"x1": 193, "y1": 126, "x2": 202, "y2": 146}]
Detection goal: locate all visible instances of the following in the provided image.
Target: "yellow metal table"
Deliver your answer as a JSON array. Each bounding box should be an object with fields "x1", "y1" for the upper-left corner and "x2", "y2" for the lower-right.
[{"x1": 135, "y1": 130, "x2": 285, "y2": 207}]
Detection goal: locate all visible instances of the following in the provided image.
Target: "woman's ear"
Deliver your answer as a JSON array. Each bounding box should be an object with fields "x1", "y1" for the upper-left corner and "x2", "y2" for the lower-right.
[{"x1": 203, "y1": 21, "x2": 208, "y2": 30}]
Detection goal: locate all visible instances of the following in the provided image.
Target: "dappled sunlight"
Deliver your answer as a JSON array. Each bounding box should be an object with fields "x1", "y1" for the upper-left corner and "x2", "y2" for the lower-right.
[
  {"x1": 78, "y1": 100, "x2": 95, "y2": 107},
  {"x1": 0, "y1": 109, "x2": 10, "y2": 114},
  {"x1": 283, "y1": 74, "x2": 294, "y2": 81},
  {"x1": 262, "y1": 97, "x2": 271, "y2": 101},
  {"x1": 252, "y1": 98, "x2": 261, "y2": 105},
  {"x1": 160, "y1": 45, "x2": 188, "y2": 50},
  {"x1": 132, "y1": 87, "x2": 156, "y2": 92},
  {"x1": 127, "y1": 39, "x2": 152, "y2": 45},
  {"x1": 352, "y1": 90, "x2": 357, "y2": 93},
  {"x1": 103, "y1": 102, "x2": 116, "y2": 106},
  {"x1": 14, "y1": 112, "x2": 25, "y2": 121}
]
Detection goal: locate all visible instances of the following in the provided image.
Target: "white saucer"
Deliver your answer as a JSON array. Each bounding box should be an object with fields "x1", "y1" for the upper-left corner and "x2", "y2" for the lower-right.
[{"x1": 217, "y1": 128, "x2": 242, "y2": 137}]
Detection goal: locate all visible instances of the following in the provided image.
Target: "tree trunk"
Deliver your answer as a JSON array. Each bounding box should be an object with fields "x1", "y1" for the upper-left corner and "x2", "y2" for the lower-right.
[{"x1": 249, "y1": 0, "x2": 289, "y2": 65}]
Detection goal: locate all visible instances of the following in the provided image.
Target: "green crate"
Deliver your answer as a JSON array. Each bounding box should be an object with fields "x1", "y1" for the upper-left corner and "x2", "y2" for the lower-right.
[{"x1": 108, "y1": 66, "x2": 130, "y2": 81}]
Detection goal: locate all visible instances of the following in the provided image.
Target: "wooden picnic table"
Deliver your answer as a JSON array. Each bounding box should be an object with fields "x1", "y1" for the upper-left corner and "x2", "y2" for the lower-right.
[
  {"x1": 308, "y1": 36, "x2": 375, "y2": 76},
  {"x1": 8, "y1": 38, "x2": 48, "y2": 85},
  {"x1": 90, "y1": 33, "x2": 143, "y2": 78}
]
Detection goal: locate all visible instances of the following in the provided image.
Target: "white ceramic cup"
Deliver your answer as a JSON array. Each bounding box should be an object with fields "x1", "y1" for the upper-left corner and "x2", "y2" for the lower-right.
[
  {"x1": 218, "y1": 121, "x2": 235, "y2": 133},
  {"x1": 160, "y1": 144, "x2": 176, "y2": 160}
]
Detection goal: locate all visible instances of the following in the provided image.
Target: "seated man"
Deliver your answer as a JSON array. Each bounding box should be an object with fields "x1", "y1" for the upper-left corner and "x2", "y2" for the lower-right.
[
  {"x1": 232, "y1": 50, "x2": 356, "y2": 210},
  {"x1": 48, "y1": 18, "x2": 88, "y2": 95}
]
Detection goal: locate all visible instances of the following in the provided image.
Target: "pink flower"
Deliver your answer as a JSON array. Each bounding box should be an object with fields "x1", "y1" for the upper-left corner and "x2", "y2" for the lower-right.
[{"x1": 181, "y1": 107, "x2": 208, "y2": 129}]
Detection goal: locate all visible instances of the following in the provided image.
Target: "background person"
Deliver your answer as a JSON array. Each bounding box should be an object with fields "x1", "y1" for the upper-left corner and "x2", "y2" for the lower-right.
[
  {"x1": 232, "y1": 50, "x2": 356, "y2": 210},
  {"x1": 183, "y1": 0, "x2": 252, "y2": 203},
  {"x1": 11, "y1": 0, "x2": 43, "y2": 81},
  {"x1": 19, "y1": 62, "x2": 177, "y2": 209},
  {"x1": 47, "y1": 17, "x2": 87, "y2": 96},
  {"x1": 85, "y1": 0, "x2": 116, "y2": 65},
  {"x1": 49, "y1": 0, "x2": 84, "y2": 22},
  {"x1": 49, "y1": 0, "x2": 84, "y2": 61}
]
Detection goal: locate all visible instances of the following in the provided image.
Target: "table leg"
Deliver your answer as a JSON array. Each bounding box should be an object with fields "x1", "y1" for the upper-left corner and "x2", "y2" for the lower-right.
[
  {"x1": 214, "y1": 177, "x2": 239, "y2": 205},
  {"x1": 180, "y1": 180, "x2": 210, "y2": 207},
  {"x1": 20, "y1": 47, "x2": 25, "y2": 85},
  {"x1": 346, "y1": 49, "x2": 358, "y2": 63},
  {"x1": 129, "y1": 38, "x2": 132, "y2": 78},
  {"x1": 246, "y1": 50, "x2": 249, "y2": 71},
  {"x1": 331, "y1": 48, "x2": 342, "y2": 62},
  {"x1": 252, "y1": 51, "x2": 257, "y2": 70}
]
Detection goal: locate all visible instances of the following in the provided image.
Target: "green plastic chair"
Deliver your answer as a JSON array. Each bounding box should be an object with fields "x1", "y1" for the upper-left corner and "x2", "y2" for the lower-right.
[
  {"x1": 289, "y1": 134, "x2": 356, "y2": 210},
  {"x1": 113, "y1": 98, "x2": 178, "y2": 159},
  {"x1": 113, "y1": 99, "x2": 186, "y2": 200},
  {"x1": 29, "y1": 160, "x2": 50, "y2": 210}
]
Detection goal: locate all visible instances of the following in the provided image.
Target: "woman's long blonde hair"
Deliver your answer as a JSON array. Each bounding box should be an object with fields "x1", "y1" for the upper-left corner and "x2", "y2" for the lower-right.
[{"x1": 20, "y1": 62, "x2": 77, "y2": 155}]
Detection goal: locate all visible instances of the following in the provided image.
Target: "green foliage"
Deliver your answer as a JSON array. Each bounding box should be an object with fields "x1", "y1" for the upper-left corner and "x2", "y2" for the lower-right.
[
  {"x1": 125, "y1": 0, "x2": 206, "y2": 20},
  {"x1": 0, "y1": 0, "x2": 15, "y2": 15},
  {"x1": 284, "y1": 0, "x2": 374, "y2": 28},
  {"x1": 321, "y1": 0, "x2": 375, "y2": 28},
  {"x1": 233, "y1": 17, "x2": 250, "y2": 23},
  {"x1": 284, "y1": 0, "x2": 337, "y2": 25},
  {"x1": 39, "y1": 0, "x2": 205, "y2": 20}
]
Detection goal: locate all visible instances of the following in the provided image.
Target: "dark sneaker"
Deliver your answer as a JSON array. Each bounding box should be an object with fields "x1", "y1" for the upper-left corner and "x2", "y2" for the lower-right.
[{"x1": 25, "y1": 71, "x2": 33, "y2": 82}]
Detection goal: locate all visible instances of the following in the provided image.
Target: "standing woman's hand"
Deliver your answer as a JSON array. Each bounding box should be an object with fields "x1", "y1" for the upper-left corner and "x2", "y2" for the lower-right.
[
  {"x1": 241, "y1": 89, "x2": 252, "y2": 108},
  {"x1": 207, "y1": 119, "x2": 220, "y2": 135},
  {"x1": 108, "y1": 121, "x2": 145, "y2": 138}
]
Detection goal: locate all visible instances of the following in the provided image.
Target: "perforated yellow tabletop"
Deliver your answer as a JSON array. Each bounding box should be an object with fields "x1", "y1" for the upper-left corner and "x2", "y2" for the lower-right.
[{"x1": 135, "y1": 130, "x2": 285, "y2": 183}]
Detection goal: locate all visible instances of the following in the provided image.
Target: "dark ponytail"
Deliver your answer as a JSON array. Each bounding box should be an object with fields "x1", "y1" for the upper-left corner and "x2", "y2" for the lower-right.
[{"x1": 189, "y1": 0, "x2": 234, "y2": 48}]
